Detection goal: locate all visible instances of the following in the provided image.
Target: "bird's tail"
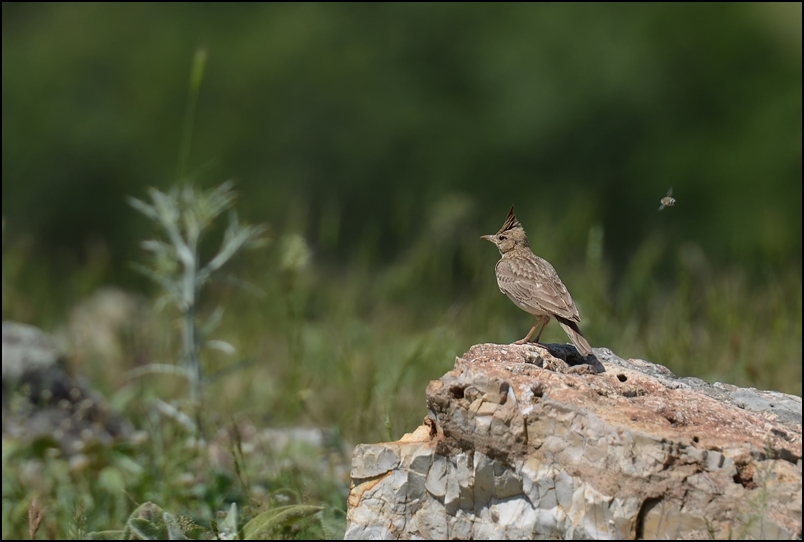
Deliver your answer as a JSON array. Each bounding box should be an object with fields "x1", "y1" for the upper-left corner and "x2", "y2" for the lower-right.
[{"x1": 556, "y1": 317, "x2": 594, "y2": 357}]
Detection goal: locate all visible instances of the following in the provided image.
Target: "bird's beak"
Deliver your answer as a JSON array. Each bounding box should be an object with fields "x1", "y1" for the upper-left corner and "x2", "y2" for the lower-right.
[{"x1": 480, "y1": 235, "x2": 495, "y2": 243}]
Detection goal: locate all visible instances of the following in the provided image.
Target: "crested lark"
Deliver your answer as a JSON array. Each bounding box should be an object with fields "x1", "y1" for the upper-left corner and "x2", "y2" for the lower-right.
[{"x1": 481, "y1": 206, "x2": 593, "y2": 356}]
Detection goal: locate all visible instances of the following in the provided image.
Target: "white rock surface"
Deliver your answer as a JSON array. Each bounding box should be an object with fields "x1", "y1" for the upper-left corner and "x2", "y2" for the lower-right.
[{"x1": 345, "y1": 343, "x2": 802, "y2": 540}]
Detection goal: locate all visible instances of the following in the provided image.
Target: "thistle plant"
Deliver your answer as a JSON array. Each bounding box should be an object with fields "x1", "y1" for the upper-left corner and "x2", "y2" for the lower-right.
[{"x1": 128, "y1": 180, "x2": 267, "y2": 414}]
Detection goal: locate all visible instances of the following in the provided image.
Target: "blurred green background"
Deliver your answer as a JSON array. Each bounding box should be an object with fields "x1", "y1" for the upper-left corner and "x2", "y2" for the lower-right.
[
  {"x1": 2, "y1": 3, "x2": 801, "y2": 538},
  {"x1": 3, "y1": 3, "x2": 801, "y2": 270}
]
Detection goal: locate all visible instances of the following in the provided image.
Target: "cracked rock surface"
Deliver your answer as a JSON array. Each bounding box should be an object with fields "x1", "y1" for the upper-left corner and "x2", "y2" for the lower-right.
[{"x1": 345, "y1": 343, "x2": 802, "y2": 540}]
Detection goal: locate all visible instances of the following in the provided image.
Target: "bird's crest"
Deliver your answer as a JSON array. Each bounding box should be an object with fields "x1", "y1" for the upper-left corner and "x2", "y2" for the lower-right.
[{"x1": 497, "y1": 205, "x2": 523, "y2": 234}]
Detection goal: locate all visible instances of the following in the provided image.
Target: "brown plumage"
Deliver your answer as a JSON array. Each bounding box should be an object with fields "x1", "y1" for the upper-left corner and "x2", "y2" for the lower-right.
[{"x1": 481, "y1": 206, "x2": 593, "y2": 356}]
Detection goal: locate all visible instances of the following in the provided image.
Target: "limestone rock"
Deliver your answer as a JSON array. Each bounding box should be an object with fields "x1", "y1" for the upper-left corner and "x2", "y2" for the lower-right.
[{"x1": 345, "y1": 343, "x2": 802, "y2": 540}]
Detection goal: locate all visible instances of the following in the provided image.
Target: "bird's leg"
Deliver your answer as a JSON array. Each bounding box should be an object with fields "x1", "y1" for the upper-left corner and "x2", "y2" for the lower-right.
[
  {"x1": 533, "y1": 316, "x2": 551, "y2": 343},
  {"x1": 514, "y1": 315, "x2": 544, "y2": 345}
]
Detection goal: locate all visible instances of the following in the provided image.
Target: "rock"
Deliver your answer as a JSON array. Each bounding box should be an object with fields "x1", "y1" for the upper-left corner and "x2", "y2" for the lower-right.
[
  {"x1": 2, "y1": 321, "x2": 132, "y2": 455},
  {"x1": 2, "y1": 321, "x2": 62, "y2": 382},
  {"x1": 345, "y1": 343, "x2": 802, "y2": 540}
]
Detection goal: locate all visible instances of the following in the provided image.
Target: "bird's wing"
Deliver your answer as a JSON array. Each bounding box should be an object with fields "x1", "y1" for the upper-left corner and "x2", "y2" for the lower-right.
[{"x1": 495, "y1": 256, "x2": 581, "y2": 322}]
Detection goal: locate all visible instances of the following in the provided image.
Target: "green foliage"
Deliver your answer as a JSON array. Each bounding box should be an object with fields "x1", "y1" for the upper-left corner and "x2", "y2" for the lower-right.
[
  {"x1": 1, "y1": 202, "x2": 800, "y2": 539},
  {"x1": 2, "y1": 405, "x2": 341, "y2": 540},
  {"x1": 85, "y1": 502, "x2": 191, "y2": 539},
  {"x1": 242, "y1": 504, "x2": 323, "y2": 540},
  {"x1": 82, "y1": 497, "x2": 324, "y2": 540},
  {"x1": 1, "y1": 5, "x2": 801, "y2": 538},
  {"x1": 128, "y1": 180, "x2": 267, "y2": 408},
  {"x1": 2, "y1": 3, "x2": 801, "y2": 273}
]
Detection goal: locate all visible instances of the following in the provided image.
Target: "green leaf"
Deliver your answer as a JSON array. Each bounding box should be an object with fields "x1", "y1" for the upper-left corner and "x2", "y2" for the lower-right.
[
  {"x1": 190, "y1": 48, "x2": 207, "y2": 92},
  {"x1": 129, "y1": 262, "x2": 183, "y2": 304},
  {"x1": 140, "y1": 239, "x2": 175, "y2": 258},
  {"x1": 128, "y1": 518, "x2": 163, "y2": 540},
  {"x1": 204, "y1": 180, "x2": 237, "y2": 219},
  {"x1": 242, "y1": 505, "x2": 323, "y2": 540},
  {"x1": 164, "y1": 511, "x2": 188, "y2": 540},
  {"x1": 123, "y1": 502, "x2": 167, "y2": 539},
  {"x1": 206, "y1": 340, "x2": 236, "y2": 355},
  {"x1": 85, "y1": 530, "x2": 125, "y2": 540},
  {"x1": 127, "y1": 196, "x2": 158, "y2": 220},
  {"x1": 222, "y1": 502, "x2": 238, "y2": 535},
  {"x1": 98, "y1": 466, "x2": 126, "y2": 494},
  {"x1": 126, "y1": 364, "x2": 192, "y2": 381},
  {"x1": 128, "y1": 501, "x2": 165, "y2": 523},
  {"x1": 201, "y1": 216, "x2": 267, "y2": 278},
  {"x1": 153, "y1": 398, "x2": 197, "y2": 432},
  {"x1": 199, "y1": 306, "x2": 224, "y2": 338}
]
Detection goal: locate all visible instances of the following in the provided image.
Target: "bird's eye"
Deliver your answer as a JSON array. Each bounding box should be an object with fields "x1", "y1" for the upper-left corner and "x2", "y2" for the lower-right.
[{"x1": 499, "y1": 235, "x2": 506, "y2": 241}]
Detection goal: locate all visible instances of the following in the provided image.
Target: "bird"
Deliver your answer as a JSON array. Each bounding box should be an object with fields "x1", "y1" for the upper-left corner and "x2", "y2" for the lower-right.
[
  {"x1": 481, "y1": 206, "x2": 593, "y2": 356},
  {"x1": 658, "y1": 188, "x2": 676, "y2": 211}
]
